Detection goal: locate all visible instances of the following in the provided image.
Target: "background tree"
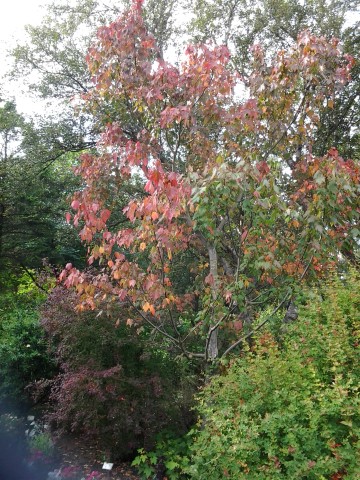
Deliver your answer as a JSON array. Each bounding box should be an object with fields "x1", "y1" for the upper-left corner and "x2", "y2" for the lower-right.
[
  {"x1": 188, "y1": 0, "x2": 360, "y2": 174},
  {"x1": 0, "y1": 101, "x2": 24, "y2": 272},
  {"x1": 10, "y1": 0, "x2": 180, "y2": 125},
  {"x1": 0, "y1": 100, "x2": 86, "y2": 292},
  {"x1": 188, "y1": 0, "x2": 357, "y2": 71}
]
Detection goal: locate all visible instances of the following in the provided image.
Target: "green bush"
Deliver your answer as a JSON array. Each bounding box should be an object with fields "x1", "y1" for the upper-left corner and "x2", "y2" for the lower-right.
[
  {"x1": 0, "y1": 286, "x2": 55, "y2": 402},
  {"x1": 132, "y1": 431, "x2": 191, "y2": 479},
  {"x1": 185, "y1": 272, "x2": 360, "y2": 479},
  {"x1": 137, "y1": 272, "x2": 360, "y2": 479},
  {"x1": 28, "y1": 431, "x2": 54, "y2": 458}
]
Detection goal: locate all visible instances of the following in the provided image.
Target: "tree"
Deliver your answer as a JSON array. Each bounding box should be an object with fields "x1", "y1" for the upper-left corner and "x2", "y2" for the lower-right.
[
  {"x1": 188, "y1": 0, "x2": 360, "y2": 178},
  {"x1": 188, "y1": 0, "x2": 357, "y2": 73},
  {"x1": 10, "y1": 0, "x2": 180, "y2": 132},
  {"x1": 0, "y1": 101, "x2": 24, "y2": 269},
  {"x1": 0, "y1": 100, "x2": 86, "y2": 290},
  {"x1": 313, "y1": 21, "x2": 360, "y2": 161},
  {"x1": 4, "y1": 0, "x2": 182, "y2": 275},
  {"x1": 61, "y1": 1, "x2": 359, "y2": 361}
]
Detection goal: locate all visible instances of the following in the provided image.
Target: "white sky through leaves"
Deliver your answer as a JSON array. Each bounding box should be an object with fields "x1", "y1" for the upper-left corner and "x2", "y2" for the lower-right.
[
  {"x1": 0, "y1": 0, "x2": 48, "y2": 113},
  {"x1": 0, "y1": 1, "x2": 358, "y2": 115}
]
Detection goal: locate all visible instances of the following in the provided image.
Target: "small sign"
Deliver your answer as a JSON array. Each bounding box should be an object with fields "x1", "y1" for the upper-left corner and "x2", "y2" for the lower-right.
[{"x1": 102, "y1": 462, "x2": 113, "y2": 471}]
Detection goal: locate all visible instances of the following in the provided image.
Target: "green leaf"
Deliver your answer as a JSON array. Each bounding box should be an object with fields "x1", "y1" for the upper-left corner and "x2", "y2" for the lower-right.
[
  {"x1": 165, "y1": 460, "x2": 178, "y2": 470},
  {"x1": 350, "y1": 228, "x2": 359, "y2": 239},
  {"x1": 131, "y1": 456, "x2": 142, "y2": 466},
  {"x1": 143, "y1": 465, "x2": 154, "y2": 477}
]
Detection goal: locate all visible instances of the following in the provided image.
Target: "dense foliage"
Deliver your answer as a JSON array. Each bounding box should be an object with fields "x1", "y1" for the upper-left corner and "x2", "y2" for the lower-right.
[
  {"x1": 61, "y1": 0, "x2": 359, "y2": 363},
  {"x1": 0, "y1": 276, "x2": 54, "y2": 403},
  {"x1": 40, "y1": 285, "x2": 196, "y2": 459},
  {"x1": 188, "y1": 0, "x2": 360, "y2": 161},
  {"x1": 0, "y1": 100, "x2": 86, "y2": 283},
  {"x1": 134, "y1": 272, "x2": 360, "y2": 479},
  {"x1": 187, "y1": 273, "x2": 360, "y2": 479}
]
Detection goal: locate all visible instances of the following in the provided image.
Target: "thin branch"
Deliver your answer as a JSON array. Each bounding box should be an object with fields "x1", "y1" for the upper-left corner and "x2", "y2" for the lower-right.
[
  {"x1": 263, "y1": 90, "x2": 308, "y2": 167},
  {"x1": 222, "y1": 249, "x2": 316, "y2": 358},
  {"x1": 20, "y1": 264, "x2": 48, "y2": 293},
  {"x1": 318, "y1": 88, "x2": 360, "y2": 153},
  {"x1": 129, "y1": 300, "x2": 205, "y2": 358},
  {"x1": 130, "y1": 301, "x2": 180, "y2": 347},
  {"x1": 222, "y1": 289, "x2": 292, "y2": 357}
]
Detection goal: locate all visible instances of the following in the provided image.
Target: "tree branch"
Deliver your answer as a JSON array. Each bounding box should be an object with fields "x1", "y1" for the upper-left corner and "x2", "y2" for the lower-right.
[
  {"x1": 221, "y1": 289, "x2": 292, "y2": 357},
  {"x1": 20, "y1": 264, "x2": 48, "y2": 293}
]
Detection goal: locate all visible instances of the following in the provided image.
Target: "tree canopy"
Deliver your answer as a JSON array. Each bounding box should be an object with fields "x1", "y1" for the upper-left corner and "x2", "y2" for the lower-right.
[{"x1": 60, "y1": 0, "x2": 359, "y2": 361}]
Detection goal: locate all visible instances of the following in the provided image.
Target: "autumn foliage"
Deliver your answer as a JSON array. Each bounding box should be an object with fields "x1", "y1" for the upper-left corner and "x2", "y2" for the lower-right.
[
  {"x1": 61, "y1": 0, "x2": 359, "y2": 360},
  {"x1": 40, "y1": 286, "x2": 195, "y2": 459}
]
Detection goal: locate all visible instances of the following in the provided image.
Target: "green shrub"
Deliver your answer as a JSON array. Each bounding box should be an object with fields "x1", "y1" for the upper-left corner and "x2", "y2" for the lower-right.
[
  {"x1": 132, "y1": 431, "x2": 191, "y2": 479},
  {"x1": 0, "y1": 288, "x2": 55, "y2": 401},
  {"x1": 28, "y1": 431, "x2": 54, "y2": 458},
  {"x1": 185, "y1": 272, "x2": 360, "y2": 479}
]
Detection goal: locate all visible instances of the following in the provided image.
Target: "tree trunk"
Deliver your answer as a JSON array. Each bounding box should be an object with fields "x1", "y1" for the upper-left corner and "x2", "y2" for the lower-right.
[{"x1": 207, "y1": 244, "x2": 219, "y2": 360}]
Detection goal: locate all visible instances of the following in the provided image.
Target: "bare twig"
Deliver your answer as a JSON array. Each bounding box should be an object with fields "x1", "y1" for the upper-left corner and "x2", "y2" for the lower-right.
[
  {"x1": 221, "y1": 289, "x2": 292, "y2": 357},
  {"x1": 20, "y1": 264, "x2": 48, "y2": 293}
]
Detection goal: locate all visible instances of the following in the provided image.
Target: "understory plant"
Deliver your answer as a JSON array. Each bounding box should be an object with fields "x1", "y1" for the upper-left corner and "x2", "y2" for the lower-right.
[
  {"x1": 132, "y1": 430, "x2": 191, "y2": 479},
  {"x1": 41, "y1": 286, "x2": 196, "y2": 459},
  {"x1": 134, "y1": 271, "x2": 360, "y2": 479},
  {"x1": 28, "y1": 431, "x2": 54, "y2": 458},
  {"x1": 0, "y1": 278, "x2": 54, "y2": 402},
  {"x1": 186, "y1": 272, "x2": 360, "y2": 479}
]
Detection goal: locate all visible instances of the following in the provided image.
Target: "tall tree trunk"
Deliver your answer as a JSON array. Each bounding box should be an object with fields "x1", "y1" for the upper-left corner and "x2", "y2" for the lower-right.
[{"x1": 207, "y1": 243, "x2": 219, "y2": 360}]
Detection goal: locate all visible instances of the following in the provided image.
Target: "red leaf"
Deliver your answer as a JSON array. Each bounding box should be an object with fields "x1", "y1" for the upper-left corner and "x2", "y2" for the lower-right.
[
  {"x1": 233, "y1": 320, "x2": 243, "y2": 331},
  {"x1": 101, "y1": 209, "x2": 111, "y2": 222},
  {"x1": 204, "y1": 273, "x2": 214, "y2": 285}
]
